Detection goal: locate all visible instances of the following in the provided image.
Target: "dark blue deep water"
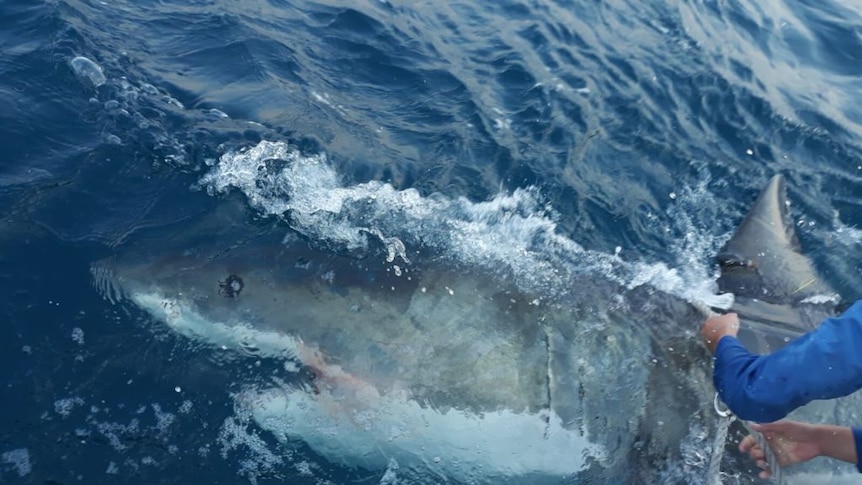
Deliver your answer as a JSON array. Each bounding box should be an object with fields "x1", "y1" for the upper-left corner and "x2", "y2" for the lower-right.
[{"x1": 4, "y1": 0, "x2": 862, "y2": 483}]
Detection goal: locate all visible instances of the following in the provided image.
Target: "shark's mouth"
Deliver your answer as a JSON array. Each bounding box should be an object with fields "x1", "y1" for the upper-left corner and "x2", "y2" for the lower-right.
[{"x1": 125, "y1": 287, "x2": 608, "y2": 480}]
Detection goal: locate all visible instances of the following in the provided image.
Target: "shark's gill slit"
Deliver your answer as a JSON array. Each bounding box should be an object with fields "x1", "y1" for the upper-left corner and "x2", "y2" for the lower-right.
[{"x1": 542, "y1": 324, "x2": 552, "y2": 440}]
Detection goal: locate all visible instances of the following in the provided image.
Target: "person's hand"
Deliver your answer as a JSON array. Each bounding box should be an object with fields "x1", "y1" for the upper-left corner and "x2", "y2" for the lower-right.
[
  {"x1": 739, "y1": 421, "x2": 823, "y2": 479},
  {"x1": 700, "y1": 312, "x2": 739, "y2": 354}
]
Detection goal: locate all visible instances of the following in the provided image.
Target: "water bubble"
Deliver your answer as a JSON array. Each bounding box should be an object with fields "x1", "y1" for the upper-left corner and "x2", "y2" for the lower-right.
[
  {"x1": 54, "y1": 397, "x2": 85, "y2": 417},
  {"x1": 70, "y1": 56, "x2": 106, "y2": 87},
  {"x1": 140, "y1": 83, "x2": 159, "y2": 96},
  {"x1": 71, "y1": 327, "x2": 85, "y2": 345},
  {"x1": 206, "y1": 108, "x2": 229, "y2": 118},
  {"x1": 163, "y1": 95, "x2": 184, "y2": 109},
  {"x1": 1, "y1": 449, "x2": 31, "y2": 477}
]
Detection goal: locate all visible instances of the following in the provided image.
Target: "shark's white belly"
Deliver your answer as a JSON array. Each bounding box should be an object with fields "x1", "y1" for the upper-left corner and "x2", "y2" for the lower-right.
[
  {"x1": 241, "y1": 386, "x2": 604, "y2": 480},
  {"x1": 129, "y1": 288, "x2": 609, "y2": 481}
]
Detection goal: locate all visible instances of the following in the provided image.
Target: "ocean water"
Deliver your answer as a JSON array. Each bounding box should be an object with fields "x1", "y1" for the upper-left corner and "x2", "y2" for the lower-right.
[{"x1": 4, "y1": 0, "x2": 862, "y2": 483}]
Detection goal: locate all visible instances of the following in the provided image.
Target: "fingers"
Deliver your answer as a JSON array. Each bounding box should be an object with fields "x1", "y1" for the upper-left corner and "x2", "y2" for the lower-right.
[
  {"x1": 700, "y1": 313, "x2": 740, "y2": 353},
  {"x1": 756, "y1": 458, "x2": 773, "y2": 479},
  {"x1": 740, "y1": 427, "x2": 778, "y2": 479},
  {"x1": 749, "y1": 447, "x2": 766, "y2": 460},
  {"x1": 739, "y1": 434, "x2": 759, "y2": 453}
]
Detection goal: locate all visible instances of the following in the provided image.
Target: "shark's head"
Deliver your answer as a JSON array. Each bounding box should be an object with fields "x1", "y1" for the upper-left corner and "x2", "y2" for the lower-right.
[
  {"x1": 716, "y1": 174, "x2": 839, "y2": 353},
  {"x1": 91, "y1": 201, "x2": 703, "y2": 481}
]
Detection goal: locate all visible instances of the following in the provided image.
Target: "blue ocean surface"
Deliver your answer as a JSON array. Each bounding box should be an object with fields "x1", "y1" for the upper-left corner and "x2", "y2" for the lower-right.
[{"x1": 4, "y1": 0, "x2": 862, "y2": 483}]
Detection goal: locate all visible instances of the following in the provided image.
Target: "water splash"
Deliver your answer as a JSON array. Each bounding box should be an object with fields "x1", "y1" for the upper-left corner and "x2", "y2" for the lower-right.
[
  {"x1": 0, "y1": 449, "x2": 31, "y2": 478},
  {"x1": 198, "y1": 140, "x2": 732, "y2": 309}
]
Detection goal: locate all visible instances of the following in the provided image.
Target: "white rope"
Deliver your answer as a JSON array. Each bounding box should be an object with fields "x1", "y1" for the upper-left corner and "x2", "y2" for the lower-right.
[
  {"x1": 707, "y1": 412, "x2": 733, "y2": 485},
  {"x1": 740, "y1": 417, "x2": 784, "y2": 484},
  {"x1": 711, "y1": 392, "x2": 784, "y2": 483},
  {"x1": 695, "y1": 303, "x2": 785, "y2": 483}
]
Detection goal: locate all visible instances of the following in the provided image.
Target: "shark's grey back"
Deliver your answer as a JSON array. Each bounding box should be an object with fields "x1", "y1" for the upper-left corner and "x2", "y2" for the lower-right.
[{"x1": 717, "y1": 174, "x2": 837, "y2": 353}]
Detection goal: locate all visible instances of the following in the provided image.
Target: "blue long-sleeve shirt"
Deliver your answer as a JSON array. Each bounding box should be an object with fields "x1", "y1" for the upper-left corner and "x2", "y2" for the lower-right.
[{"x1": 713, "y1": 299, "x2": 862, "y2": 471}]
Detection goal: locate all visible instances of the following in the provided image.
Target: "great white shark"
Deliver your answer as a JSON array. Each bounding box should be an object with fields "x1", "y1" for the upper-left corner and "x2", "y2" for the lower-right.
[{"x1": 91, "y1": 171, "x2": 842, "y2": 482}]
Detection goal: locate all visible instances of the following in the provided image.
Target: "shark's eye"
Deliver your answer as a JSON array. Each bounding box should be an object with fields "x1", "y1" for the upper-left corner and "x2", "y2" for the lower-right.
[{"x1": 218, "y1": 275, "x2": 244, "y2": 298}]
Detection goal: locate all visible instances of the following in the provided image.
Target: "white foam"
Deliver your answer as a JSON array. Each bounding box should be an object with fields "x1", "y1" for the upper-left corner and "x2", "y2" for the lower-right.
[
  {"x1": 151, "y1": 404, "x2": 176, "y2": 436},
  {"x1": 54, "y1": 396, "x2": 85, "y2": 417},
  {"x1": 71, "y1": 327, "x2": 85, "y2": 345},
  {"x1": 197, "y1": 140, "x2": 728, "y2": 308},
  {"x1": 834, "y1": 224, "x2": 862, "y2": 246},
  {"x1": 1, "y1": 449, "x2": 31, "y2": 477},
  {"x1": 801, "y1": 293, "x2": 841, "y2": 305},
  {"x1": 217, "y1": 413, "x2": 285, "y2": 484}
]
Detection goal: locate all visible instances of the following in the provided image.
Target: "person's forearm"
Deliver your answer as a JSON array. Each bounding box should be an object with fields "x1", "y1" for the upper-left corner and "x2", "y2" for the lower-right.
[
  {"x1": 713, "y1": 300, "x2": 862, "y2": 422},
  {"x1": 814, "y1": 425, "x2": 858, "y2": 465}
]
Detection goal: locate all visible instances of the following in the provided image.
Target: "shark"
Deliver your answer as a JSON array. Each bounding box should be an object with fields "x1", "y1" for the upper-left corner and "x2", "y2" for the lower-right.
[{"x1": 91, "y1": 171, "x2": 842, "y2": 483}]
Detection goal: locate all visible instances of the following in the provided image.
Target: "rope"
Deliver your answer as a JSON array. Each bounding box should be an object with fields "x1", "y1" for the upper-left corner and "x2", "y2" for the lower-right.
[
  {"x1": 739, "y1": 416, "x2": 784, "y2": 484},
  {"x1": 712, "y1": 393, "x2": 784, "y2": 483},
  {"x1": 695, "y1": 302, "x2": 785, "y2": 483},
  {"x1": 707, "y1": 412, "x2": 733, "y2": 485}
]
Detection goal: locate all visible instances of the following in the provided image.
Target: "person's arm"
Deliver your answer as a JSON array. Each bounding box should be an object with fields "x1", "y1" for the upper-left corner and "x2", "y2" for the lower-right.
[
  {"x1": 739, "y1": 421, "x2": 862, "y2": 477},
  {"x1": 855, "y1": 427, "x2": 862, "y2": 473},
  {"x1": 704, "y1": 300, "x2": 862, "y2": 423}
]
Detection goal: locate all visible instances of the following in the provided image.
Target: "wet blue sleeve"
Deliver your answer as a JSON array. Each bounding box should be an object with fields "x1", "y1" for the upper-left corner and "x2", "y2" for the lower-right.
[
  {"x1": 713, "y1": 300, "x2": 862, "y2": 423},
  {"x1": 853, "y1": 427, "x2": 862, "y2": 473}
]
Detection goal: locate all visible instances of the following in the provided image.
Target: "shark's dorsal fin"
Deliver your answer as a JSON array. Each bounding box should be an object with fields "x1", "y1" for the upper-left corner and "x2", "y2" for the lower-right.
[
  {"x1": 717, "y1": 174, "x2": 831, "y2": 304},
  {"x1": 717, "y1": 175, "x2": 838, "y2": 353}
]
